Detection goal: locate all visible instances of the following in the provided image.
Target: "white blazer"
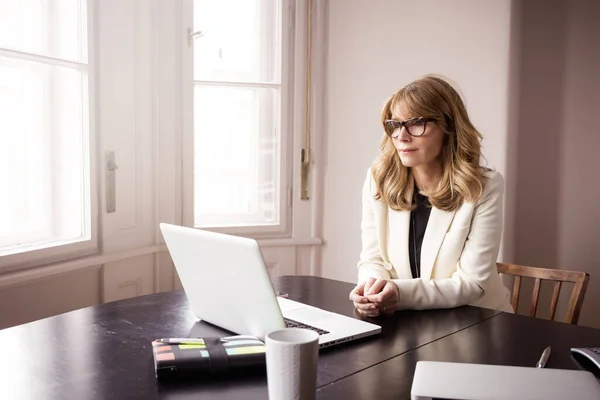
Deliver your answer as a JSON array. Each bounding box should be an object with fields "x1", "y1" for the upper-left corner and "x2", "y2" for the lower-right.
[{"x1": 357, "y1": 168, "x2": 513, "y2": 313}]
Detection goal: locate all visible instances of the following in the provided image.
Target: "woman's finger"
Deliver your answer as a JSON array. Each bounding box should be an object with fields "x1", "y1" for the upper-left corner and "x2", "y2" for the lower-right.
[
  {"x1": 349, "y1": 283, "x2": 369, "y2": 303},
  {"x1": 349, "y1": 292, "x2": 369, "y2": 304},
  {"x1": 349, "y1": 282, "x2": 364, "y2": 300},
  {"x1": 367, "y1": 281, "x2": 397, "y2": 303},
  {"x1": 353, "y1": 300, "x2": 378, "y2": 312},
  {"x1": 366, "y1": 290, "x2": 389, "y2": 304},
  {"x1": 363, "y1": 277, "x2": 377, "y2": 296},
  {"x1": 366, "y1": 278, "x2": 387, "y2": 295},
  {"x1": 371, "y1": 284, "x2": 398, "y2": 315},
  {"x1": 355, "y1": 306, "x2": 380, "y2": 318}
]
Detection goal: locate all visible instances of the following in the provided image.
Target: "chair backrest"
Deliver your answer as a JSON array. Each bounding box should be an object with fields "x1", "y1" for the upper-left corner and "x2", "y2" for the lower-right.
[{"x1": 497, "y1": 262, "x2": 590, "y2": 325}]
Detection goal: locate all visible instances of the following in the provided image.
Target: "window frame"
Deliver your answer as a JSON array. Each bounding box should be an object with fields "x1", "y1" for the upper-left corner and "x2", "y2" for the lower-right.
[
  {"x1": 0, "y1": 0, "x2": 98, "y2": 273},
  {"x1": 182, "y1": 0, "x2": 295, "y2": 238}
]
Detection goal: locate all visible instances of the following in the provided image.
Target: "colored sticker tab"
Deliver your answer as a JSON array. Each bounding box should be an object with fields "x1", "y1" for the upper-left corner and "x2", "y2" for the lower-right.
[
  {"x1": 223, "y1": 340, "x2": 264, "y2": 347},
  {"x1": 178, "y1": 344, "x2": 206, "y2": 349},
  {"x1": 225, "y1": 346, "x2": 266, "y2": 355},
  {"x1": 156, "y1": 352, "x2": 175, "y2": 361}
]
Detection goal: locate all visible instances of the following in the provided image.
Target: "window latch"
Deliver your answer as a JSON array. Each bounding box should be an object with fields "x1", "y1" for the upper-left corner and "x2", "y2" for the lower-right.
[
  {"x1": 106, "y1": 151, "x2": 118, "y2": 213},
  {"x1": 301, "y1": 149, "x2": 310, "y2": 200},
  {"x1": 187, "y1": 28, "x2": 204, "y2": 46}
]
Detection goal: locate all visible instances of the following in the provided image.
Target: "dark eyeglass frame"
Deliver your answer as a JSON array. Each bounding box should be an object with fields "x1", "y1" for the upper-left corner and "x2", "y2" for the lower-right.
[{"x1": 383, "y1": 117, "x2": 437, "y2": 138}]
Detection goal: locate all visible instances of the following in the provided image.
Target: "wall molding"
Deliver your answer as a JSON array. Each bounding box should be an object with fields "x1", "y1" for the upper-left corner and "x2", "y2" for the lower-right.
[
  {"x1": 116, "y1": 277, "x2": 143, "y2": 298},
  {"x1": 0, "y1": 245, "x2": 164, "y2": 290},
  {"x1": 0, "y1": 237, "x2": 322, "y2": 290}
]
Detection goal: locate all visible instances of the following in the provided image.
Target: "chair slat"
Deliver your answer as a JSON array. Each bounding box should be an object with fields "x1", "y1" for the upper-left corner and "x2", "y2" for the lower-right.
[
  {"x1": 566, "y1": 275, "x2": 590, "y2": 324},
  {"x1": 530, "y1": 278, "x2": 541, "y2": 317},
  {"x1": 511, "y1": 275, "x2": 521, "y2": 312},
  {"x1": 548, "y1": 281, "x2": 562, "y2": 321}
]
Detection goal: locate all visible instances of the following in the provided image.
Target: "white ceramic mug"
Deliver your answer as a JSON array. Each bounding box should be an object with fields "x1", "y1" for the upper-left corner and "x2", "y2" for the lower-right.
[{"x1": 265, "y1": 328, "x2": 320, "y2": 400}]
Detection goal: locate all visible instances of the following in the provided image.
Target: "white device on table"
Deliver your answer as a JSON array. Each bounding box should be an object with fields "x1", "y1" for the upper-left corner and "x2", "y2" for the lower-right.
[
  {"x1": 410, "y1": 361, "x2": 600, "y2": 400},
  {"x1": 159, "y1": 223, "x2": 381, "y2": 349},
  {"x1": 571, "y1": 347, "x2": 600, "y2": 378}
]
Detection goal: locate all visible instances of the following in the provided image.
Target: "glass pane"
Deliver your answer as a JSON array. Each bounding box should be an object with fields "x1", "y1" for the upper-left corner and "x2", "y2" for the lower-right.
[
  {"x1": 193, "y1": 0, "x2": 280, "y2": 83},
  {"x1": 0, "y1": 0, "x2": 87, "y2": 63},
  {"x1": 0, "y1": 56, "x2": 89, "y2": 252},
  {"x1": 53, "y1": 64, "x2": 89, "y2": 241},
  {"x1": 0, "y1": 58, "x2": 49, "y2": 243},
  {"x1": 194, "y1": 85, "x2": 280, "y2": 227}
]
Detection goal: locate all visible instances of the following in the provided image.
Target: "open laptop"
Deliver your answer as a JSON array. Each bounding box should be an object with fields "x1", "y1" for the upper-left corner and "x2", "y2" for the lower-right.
[{"x1": 159, "y1": 223, "x2": 381, "y2": 349}]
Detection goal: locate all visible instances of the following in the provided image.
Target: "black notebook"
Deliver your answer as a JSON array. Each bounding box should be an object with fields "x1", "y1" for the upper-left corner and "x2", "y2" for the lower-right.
[{"x1": 151, "y1": 335, "x2": 266, "y2": 378}]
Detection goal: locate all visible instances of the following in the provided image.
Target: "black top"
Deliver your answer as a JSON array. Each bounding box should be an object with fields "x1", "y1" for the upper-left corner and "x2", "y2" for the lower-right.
[{"x1": 408, "y1": 188, "x2": 431, "y2": 279}]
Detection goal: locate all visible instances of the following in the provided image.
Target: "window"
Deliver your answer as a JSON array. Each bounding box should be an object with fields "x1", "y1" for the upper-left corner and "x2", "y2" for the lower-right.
[
  {"x1": 0, "y1": 0, "x2": 95, "y2": 266},
  {"x1": 188, "y1": 0, "x2": 291, "y2": 232}
]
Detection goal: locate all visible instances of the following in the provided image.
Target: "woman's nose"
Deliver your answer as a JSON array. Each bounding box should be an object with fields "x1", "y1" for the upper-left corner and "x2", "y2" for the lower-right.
[{"x1": 398, "y1": 127, "x2": 411, "y2": 141}]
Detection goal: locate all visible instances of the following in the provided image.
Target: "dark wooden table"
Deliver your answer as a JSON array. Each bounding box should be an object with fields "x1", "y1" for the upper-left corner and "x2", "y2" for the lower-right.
[
  {"x1": 317, "y1": 312, "x2": 600, "y2": 399},
  {"x1": 0, "y1": 276, "x2": 597, "y2": 399}
]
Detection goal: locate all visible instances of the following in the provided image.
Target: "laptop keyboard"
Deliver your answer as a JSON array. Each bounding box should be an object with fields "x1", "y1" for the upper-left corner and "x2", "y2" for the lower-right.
[{"x1": 284, "y1": 318, "x2": 330, "y2": 335}]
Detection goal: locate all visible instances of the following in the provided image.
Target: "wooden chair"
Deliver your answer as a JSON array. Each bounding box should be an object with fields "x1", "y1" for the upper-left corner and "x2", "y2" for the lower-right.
[{"x1": 497, "y1": 262, "x2": 590, "y2": 325}]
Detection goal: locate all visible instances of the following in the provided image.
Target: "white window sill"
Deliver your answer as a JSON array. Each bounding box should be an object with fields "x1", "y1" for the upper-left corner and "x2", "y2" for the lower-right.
[
  {"x1": 0, "y1": 237, "x2": 90, "y2": 258},
  {"x1": 0, "y1": 237, "x2": 323, "y2": 289}
]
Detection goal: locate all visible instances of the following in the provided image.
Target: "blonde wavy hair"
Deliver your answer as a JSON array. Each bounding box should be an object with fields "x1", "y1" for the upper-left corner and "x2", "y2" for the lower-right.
[{"x1": 373, "y1": 75, "x2": 486, "y2": 212}]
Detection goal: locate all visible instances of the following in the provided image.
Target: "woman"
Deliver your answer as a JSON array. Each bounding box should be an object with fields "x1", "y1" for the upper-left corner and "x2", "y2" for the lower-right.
[{"x1": 349, "y1": 75, "x2": 513, "y2": 317}]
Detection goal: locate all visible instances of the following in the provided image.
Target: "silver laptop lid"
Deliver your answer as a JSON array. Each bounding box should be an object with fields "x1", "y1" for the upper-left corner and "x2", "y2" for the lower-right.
[
  {"x1": 160, "y1": 223, "x2": 286, "y2": 340},
  {"x1": 411, "y1": 361, "x2": 600, "y2": 400}
]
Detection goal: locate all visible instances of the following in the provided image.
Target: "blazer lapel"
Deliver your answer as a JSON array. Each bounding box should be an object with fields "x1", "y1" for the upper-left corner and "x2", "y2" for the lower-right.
[
  {"x1": 420, "y1": 206, "x2": 457, "y2": 279},
  {"x1": 388, "y1": 207, "x2": 412, "y2": 279},
  {"x1": 395, "y1": 182, "x2": 415, "y2": 279}
]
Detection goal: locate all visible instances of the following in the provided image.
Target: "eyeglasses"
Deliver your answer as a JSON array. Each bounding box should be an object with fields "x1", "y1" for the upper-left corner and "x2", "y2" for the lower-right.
[{"x1": 383, "y1": 117, "x2": 436, "y2": 138}]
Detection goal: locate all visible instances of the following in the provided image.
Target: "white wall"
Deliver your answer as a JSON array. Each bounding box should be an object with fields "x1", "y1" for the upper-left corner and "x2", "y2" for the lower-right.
[
  {"x1": 320, "y1": 0, "x2": 515, "y2": 283},
  {"x1": 511, "y1": 0, "x2": 600, "y2": 328},
  {"x1": 557, "y1": 0, "x2": 600, "y2": 328}
]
